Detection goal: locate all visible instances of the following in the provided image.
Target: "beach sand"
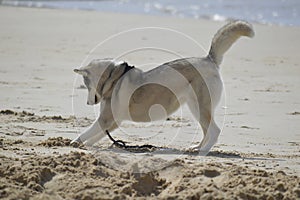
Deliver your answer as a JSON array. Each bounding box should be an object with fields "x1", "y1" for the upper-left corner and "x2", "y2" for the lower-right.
[{"x1": 0, "y1": 6, "x2": 299, "y2": 199}]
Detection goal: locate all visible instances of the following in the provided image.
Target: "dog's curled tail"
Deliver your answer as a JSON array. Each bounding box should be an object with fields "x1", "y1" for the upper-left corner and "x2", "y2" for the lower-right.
[{"x1": 208, "y1": 20, "x2": 254, "y2": 66}]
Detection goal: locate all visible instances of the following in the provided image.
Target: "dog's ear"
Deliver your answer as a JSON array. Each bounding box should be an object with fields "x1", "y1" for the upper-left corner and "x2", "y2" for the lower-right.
[
  {"x1": 101, "y1": 62, "x2": 127, "y2": 97},
  {"x1": 74, "y1": 69, "x2": 88, "y2": 76}
]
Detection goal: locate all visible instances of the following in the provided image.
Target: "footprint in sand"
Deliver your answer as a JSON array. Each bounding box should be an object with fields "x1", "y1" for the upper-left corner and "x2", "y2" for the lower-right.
[{"x1": 203, "y1": 169, "x2": 221, "y2": 178}]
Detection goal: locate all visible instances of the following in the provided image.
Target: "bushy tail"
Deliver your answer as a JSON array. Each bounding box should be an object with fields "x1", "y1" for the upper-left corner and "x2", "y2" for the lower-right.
[{"x1": 208, "y1": 20, "x2": 254, "y2": 66}]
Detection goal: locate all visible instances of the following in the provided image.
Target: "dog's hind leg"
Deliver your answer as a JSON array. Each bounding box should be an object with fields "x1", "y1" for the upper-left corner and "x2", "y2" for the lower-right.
[
  {"x1": 188, "y1": 100, "x2": 220, "y2": 154},
  {"x1": 187, "y1": 85, "x2": 221, "y2": 155},
  {"x1": 198, "y1": 116, "x2": 220, "y2": 153}
]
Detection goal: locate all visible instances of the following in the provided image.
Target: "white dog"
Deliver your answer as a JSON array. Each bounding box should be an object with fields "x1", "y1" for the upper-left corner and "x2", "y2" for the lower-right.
[{"x1": 72, "y1": 20, "x2": 254, "y2": 154}]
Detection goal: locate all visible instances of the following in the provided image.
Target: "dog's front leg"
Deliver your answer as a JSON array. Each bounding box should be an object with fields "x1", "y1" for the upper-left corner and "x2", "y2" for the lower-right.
[
  {"x1": 85, "y1": 122, "x2": 118, "y2": 146},
  {"x1": 72, "y1": 114, "x2": 117, "y2": 145},
  {"x1": 71, "y1": 99, "x2": 117, "y2": 145},
  {"x1": 71, "y1": 118, "x2": 104, "y2": 144}
]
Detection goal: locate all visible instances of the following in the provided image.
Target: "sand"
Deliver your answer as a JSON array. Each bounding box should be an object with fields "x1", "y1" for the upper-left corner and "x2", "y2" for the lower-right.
[{"x1": 0, "y1": 6, "x2": 299, "y2": 199}]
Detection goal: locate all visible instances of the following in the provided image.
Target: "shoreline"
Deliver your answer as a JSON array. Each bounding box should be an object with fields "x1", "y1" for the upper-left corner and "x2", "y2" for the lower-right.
[{"x1": 1, "y1": 2, "x2": 299, "y2": 28}]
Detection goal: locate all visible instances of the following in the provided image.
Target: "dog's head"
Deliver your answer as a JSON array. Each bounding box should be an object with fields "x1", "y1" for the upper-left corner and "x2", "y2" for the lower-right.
[{"x1": 74, "y1": 59, "x2": 133, "y2": 105}]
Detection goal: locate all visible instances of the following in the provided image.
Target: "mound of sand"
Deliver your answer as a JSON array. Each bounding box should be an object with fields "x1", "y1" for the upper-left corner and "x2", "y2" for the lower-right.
[{"x1": 1, "y1": 143, "x2": 299, "y2": 200}]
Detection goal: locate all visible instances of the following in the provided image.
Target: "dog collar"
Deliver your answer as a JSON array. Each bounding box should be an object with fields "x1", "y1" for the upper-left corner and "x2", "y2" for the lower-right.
[{"x1": 121, "y1": 62, "x2": 135, "y2": 76}]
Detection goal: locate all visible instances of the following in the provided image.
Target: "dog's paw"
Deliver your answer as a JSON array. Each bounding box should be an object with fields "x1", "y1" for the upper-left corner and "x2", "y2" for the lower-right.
[
  {"x1": 186, "y1": 145, "x2": 209, "y2": 156},
  {"x1": 188, "y1": 144, "x2": 201, "y2": 151},
  {"x1": 71, "y1": 137, "x2": 83, "y2": 144},
  {"x1": 185, "y1": 145, "x2": 200, "y2": 153}
]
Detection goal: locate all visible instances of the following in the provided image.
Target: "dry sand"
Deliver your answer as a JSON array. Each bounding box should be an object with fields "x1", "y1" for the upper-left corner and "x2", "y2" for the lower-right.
[{"x1": 0, "y1": 6, "x2": 300, "y2": 200}]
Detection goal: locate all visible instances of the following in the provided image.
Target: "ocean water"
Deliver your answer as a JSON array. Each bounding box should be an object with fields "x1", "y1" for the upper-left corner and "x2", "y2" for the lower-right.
[{"x1": 1, "y1": 0, "x2": 300, "y2": 26}]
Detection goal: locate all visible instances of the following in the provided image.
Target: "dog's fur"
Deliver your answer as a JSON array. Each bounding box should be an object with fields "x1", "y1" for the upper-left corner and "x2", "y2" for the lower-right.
[{"x1": 72, "y1": 20, "x2": 254, "y2": 154}]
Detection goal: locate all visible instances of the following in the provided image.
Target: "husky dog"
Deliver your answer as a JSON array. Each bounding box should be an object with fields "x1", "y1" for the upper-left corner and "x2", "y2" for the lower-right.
[{"x1": 72, "y1": 20, "x2": 254, "y2": 154}]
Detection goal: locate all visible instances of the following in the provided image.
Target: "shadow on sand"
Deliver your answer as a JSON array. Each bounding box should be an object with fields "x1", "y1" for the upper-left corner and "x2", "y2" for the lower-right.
[{"x1": 100, "y1": 145, "x2": 285, "y2": 162}]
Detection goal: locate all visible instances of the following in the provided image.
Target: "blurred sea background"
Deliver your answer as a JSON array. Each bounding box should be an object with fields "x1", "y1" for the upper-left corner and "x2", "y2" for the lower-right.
[{"x1": 1, "y1": 0, "x2": 299, "y2": 26}]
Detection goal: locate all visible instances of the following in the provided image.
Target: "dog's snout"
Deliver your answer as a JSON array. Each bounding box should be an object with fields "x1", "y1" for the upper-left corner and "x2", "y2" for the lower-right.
[{"x1": 87, "y1": 95, "x2": 98, "y2": 105}]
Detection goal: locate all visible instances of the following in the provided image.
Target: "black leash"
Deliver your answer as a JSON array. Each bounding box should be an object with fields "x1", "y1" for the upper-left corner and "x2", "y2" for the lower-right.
[{"x1": 105, "y1": 130, "x2": 157, "y2": 152}]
